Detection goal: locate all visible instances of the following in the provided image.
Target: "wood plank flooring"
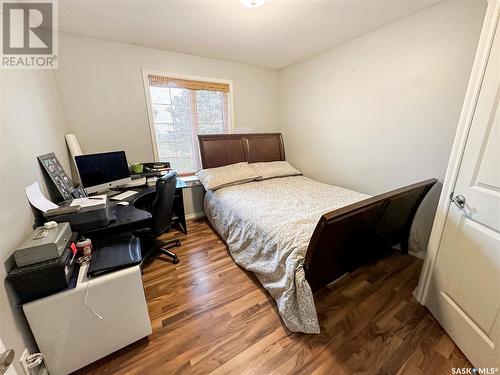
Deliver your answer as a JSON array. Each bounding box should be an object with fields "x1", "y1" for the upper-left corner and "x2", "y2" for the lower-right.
[{"x1": 75, "y1": 219, "x2": 471, "y2": 375}]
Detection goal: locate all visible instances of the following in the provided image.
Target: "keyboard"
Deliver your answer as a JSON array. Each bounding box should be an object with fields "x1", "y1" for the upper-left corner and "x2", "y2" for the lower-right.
[
  {"x1": 110, "y1": 190, "x2": 138, "y2": 201},
  {"x1": 118, "y1": 177, "x2": 147, "y2": 188}
]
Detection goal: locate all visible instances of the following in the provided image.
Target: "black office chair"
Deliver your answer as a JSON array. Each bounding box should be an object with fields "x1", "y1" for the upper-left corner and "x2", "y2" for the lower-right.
[{"x1": 135, "y1": 171, "x2": 181, "y2": 264}]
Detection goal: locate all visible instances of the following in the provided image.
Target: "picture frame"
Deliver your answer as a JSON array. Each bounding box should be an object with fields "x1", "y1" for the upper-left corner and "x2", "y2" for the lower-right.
[{"x1": 38, "y1": 153, "x2": 75, "y2": 202}]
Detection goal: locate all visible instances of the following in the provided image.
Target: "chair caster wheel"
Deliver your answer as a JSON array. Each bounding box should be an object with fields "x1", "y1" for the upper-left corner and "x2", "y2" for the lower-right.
[
  {"x1": 173, "y1": 257, "x2": 179, "y2": 264},
  {"x1": 175, "y1": 240, "x2": 181, "y2": 247}
]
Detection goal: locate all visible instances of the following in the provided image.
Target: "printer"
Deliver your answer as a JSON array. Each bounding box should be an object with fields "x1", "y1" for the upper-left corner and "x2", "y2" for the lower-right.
[
  {"x1": 7, "y1": 222, "x2": 78, "y2": 302},
  {"x1": 44, "y1": 198, "x2": 110, "y2": 232},
  {"x1": 14, "y1": 222, "x2": 72, "y2": 267}
]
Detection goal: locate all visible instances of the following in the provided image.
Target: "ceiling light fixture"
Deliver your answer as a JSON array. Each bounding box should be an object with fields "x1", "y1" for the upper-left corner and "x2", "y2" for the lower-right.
[{"x1": 240, "y1": 0, "x2": 266, "y2": 8}]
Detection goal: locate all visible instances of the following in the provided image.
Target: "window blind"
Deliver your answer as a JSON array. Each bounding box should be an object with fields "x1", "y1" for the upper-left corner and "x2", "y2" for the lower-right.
[{"x1": 148, "y1": 75, "x2": 230, "y2": 93}]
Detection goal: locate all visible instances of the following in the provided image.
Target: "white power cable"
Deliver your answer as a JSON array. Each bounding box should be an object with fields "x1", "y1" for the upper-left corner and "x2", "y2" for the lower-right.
[{"x1": 84, "y1": 276, "x2": 103, "y2": 320}]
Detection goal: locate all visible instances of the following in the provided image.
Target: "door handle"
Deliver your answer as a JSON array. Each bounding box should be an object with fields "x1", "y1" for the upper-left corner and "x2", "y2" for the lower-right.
[{"x1": 450, "y1": 193, "x2": 466, "y2": 209}]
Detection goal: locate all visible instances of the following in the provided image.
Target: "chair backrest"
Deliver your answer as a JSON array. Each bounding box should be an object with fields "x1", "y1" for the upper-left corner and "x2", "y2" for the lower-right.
[{"x1": 151, "y1": 171, "x2": 177, "y2": 235}]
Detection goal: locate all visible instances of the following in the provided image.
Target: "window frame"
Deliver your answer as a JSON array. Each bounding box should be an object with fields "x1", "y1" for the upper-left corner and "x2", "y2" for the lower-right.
[{"x1": 141, "y1": 69, "x2": 234, "y2": 173}]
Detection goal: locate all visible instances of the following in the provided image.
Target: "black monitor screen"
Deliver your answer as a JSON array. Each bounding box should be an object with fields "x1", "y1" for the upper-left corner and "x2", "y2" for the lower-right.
[{"x1": 75, "y1": 151, "x2": 130, "y2": 188}]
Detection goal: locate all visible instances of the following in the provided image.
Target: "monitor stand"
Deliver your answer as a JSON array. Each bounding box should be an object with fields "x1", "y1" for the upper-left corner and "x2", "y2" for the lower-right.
[{"x1": 90, "y1": 189, "x2": 121, "y2": 198}]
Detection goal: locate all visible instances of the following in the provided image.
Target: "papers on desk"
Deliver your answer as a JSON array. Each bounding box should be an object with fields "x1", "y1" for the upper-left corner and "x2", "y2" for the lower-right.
[
  {"x1": 147, "y1": 177, "x2": 158, "y2": 186},
  {"x1": 70, "y1": 195, "x2": 107, "y2": 208},
  {"x1": 25, "y1": 182, "x2": 58, "y2": 213}
]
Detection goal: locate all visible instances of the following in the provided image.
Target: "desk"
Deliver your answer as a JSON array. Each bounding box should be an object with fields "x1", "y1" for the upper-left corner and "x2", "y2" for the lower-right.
[
  {"x1": 22, "y1": 179, "x2": 187, "y2": 374},
  {"x1": 84, "y1": 179, "x2": 188, "y2": 237}
]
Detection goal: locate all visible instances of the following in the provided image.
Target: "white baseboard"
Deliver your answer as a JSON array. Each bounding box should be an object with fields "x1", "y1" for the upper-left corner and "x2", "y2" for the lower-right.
[
  {"x1": 392, "y1": 244, "x2": 426, "y2": 259},
  {"x1": 408, "y1": 249, "x2": 426, "y2": 259},
  {"x1": 185, "y1": 211, "x2": 205, "y2": 220},
  {"x1": 326, "y1": 272, "x2": 349, "y2": 287}
]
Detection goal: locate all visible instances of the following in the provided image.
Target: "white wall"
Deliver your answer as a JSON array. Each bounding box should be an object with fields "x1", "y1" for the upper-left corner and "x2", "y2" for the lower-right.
[
  {"x1": 279, "y1": 0, "x2": 486, "y2": 252},
  {"x1": 54, "y1": 34, "x2": 280, "y2": 163},
  {"x1": 54, "y1": 34, "x2": 280, "y2": 217},
  {"x1": 0, "y1": 70, "x2": 69, "y2": 373}
]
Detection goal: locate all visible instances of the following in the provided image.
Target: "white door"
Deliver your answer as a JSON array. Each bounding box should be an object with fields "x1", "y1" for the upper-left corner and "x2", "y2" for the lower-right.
[{"x1": 426, "y1": 13, "x2": 500, "y2": 369}]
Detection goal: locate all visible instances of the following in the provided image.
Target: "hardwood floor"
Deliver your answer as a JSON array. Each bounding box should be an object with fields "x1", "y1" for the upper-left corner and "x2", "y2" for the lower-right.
[{"x1": 76, "y1": 219, "x2": 471, "y2": 375}]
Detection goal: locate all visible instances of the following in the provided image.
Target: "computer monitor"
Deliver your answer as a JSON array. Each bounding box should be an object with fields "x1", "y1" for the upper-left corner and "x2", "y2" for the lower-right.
[{"x1": 75, "y1": 151, "x2": 131, "y2": 194}]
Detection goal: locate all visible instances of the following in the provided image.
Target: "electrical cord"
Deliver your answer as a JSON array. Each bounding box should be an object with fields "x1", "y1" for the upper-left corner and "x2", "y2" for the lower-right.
[{"x1": 84, "y1": 276, "x2": 103, "y2": 320}]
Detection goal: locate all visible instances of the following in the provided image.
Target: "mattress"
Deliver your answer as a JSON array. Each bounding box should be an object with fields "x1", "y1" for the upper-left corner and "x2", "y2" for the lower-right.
[{"x1": 204, "y1": 175, "x2": 369, "y2": 334}]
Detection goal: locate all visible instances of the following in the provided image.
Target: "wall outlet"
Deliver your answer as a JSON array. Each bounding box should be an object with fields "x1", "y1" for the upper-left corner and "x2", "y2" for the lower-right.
[
  {"x1": 19, "y1": 348, "x2": 31, "y2": 375},
  {"x1": 19, "y1": 349, "x2": 47, "y2": 375}
]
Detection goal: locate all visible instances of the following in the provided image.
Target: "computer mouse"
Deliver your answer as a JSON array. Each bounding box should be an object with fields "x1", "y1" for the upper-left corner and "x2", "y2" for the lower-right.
[{"x1": 117, "y1": 201, "x2": 129, "y2": 206}]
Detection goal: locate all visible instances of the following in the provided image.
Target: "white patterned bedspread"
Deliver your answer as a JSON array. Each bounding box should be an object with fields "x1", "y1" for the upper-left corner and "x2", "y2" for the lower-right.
[{"x1": 204, "y1": 176, "x2": 369, "y2": 334}]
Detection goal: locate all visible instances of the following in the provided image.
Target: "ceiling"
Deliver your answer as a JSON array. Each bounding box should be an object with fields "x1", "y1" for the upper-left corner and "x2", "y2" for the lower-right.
[{"x1": 58, "y1": 0, "x2": 443, "y2": 69}]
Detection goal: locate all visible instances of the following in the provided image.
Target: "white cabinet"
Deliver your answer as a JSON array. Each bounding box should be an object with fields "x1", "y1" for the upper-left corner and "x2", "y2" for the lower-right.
[{"x1": 23, "y1": 265, "x2": 152, "y2": 375}]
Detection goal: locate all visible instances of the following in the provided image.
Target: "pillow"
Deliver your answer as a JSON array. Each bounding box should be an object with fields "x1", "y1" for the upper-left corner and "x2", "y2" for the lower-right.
[
  {"x1": 251, "y1": 161, "x2": 302, "y2": 180},
  {"x1": 196, "y1": 162, "x2": 261, "y2": 191}
]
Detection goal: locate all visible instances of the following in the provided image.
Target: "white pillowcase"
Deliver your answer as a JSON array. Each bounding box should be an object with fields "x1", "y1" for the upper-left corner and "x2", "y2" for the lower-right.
[
  {"x1": 196, "y1": 162, "x2": 261, "y2": 191},
  {"x1": 251, "y1": 161, "x2": 302, "y2": 180}
]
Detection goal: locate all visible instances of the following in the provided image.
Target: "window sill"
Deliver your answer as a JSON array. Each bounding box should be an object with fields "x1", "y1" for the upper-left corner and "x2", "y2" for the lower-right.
[{"x1": 179, "y1": 174, "x2": 201, "y2": 187}]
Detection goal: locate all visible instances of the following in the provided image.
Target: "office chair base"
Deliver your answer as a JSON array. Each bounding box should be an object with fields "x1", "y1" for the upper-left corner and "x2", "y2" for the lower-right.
[
  {"x1": 159, "y1": 239, "x2": 181, "y2": 264},
  {"x1": 162, "y1": 251, "x2": 179, "y2": 264}
]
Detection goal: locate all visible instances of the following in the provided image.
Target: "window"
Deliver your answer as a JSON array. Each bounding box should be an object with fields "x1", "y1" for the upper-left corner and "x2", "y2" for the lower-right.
[{"x1": 144, "y1": 73, "x2": 231, "y2": 174}]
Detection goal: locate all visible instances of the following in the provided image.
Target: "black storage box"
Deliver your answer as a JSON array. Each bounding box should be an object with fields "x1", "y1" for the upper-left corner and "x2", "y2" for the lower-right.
[{"x1": 7, "y1": 236, "x2": 78, "y2": 303}]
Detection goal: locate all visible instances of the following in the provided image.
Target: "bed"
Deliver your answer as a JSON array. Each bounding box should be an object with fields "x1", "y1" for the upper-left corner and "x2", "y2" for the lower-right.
[{"x1": 198, "y1": 133, "x2": 436, "y2": 334}]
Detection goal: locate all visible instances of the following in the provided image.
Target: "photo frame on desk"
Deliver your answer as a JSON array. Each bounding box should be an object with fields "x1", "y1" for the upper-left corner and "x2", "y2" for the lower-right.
[{"x1": 38, "y1": 153, "x2": 75, "y2": 202}]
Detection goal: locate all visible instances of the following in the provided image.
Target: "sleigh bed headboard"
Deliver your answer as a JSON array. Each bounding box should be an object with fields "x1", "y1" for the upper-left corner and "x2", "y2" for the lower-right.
[{"x1": 198, "y1": 133, "x2": 285, "y2": 169}]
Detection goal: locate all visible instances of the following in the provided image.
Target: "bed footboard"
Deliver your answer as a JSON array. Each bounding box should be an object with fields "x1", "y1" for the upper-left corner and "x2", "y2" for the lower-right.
[{"x1": 304, "y1": 179, "x2": 437, "y2": 291}]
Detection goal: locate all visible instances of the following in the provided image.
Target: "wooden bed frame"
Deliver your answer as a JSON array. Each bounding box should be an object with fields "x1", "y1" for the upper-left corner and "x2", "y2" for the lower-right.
[{"x1": 198, "y1": 133, "x2": 437, "y2": 291}]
